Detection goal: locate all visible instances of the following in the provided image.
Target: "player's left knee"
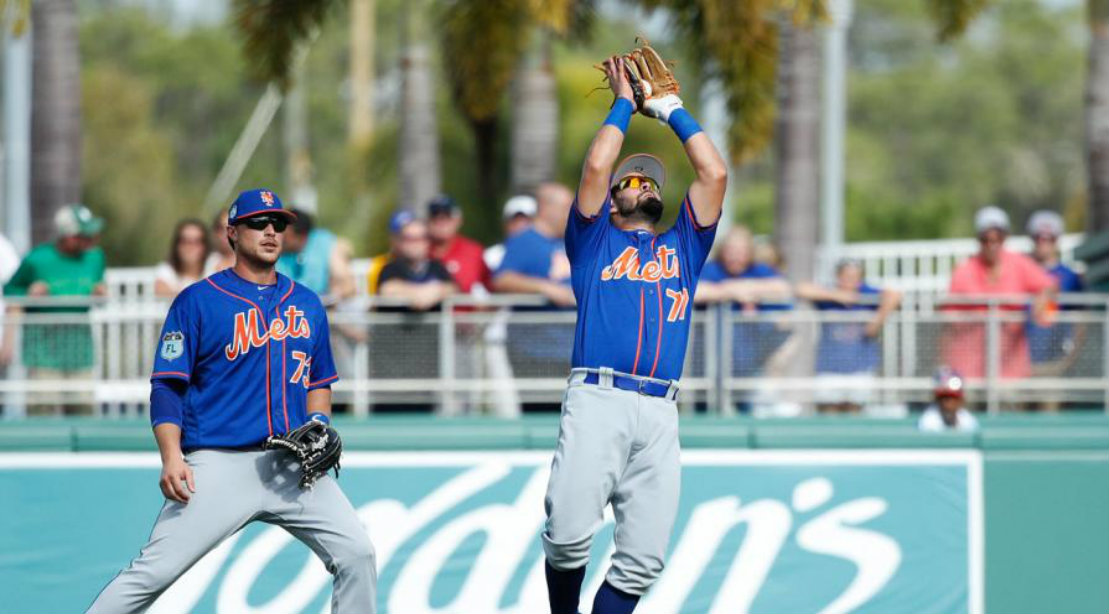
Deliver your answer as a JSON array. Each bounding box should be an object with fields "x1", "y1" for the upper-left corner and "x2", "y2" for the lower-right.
[{"x1": 331, "y1": 533, "x2": 376, "y2": 572}]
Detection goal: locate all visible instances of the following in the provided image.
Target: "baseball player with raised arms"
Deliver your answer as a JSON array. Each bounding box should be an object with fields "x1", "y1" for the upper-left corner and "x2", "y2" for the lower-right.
[
  {"x1": 542, "y1": 56, "x2": 727, "y2": 613},
  {"x1": 86, "y1": 189, "x2": 376, "y2": 613}
]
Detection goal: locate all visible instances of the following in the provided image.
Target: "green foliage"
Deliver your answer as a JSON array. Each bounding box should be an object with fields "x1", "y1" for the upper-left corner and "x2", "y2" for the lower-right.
[{"x1": 843, "y1": 0, "x2": 1084, "y2": 240}]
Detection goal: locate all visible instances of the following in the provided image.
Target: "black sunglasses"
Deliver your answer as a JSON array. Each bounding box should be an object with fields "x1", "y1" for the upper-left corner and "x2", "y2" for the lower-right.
[{"x1": 237, "y1": 216, "x2": 289, "y2": 232}]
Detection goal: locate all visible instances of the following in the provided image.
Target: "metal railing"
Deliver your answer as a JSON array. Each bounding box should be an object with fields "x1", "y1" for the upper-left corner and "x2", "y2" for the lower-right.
[{"x1": 0, "y1": 292, "x2": 1105, "y2": 418}]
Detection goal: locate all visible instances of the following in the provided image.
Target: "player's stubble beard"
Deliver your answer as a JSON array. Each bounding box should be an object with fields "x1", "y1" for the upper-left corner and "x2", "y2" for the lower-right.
[
  {"x1": 234, "y1": 231, "x2": 282, "y2": 272},
  {"x1": 615, "y1": 193, "x2": 664, "y2": 226}
]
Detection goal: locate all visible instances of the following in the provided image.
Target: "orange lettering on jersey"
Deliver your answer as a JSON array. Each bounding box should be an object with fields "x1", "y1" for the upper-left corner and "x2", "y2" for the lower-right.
[
  {"x1": 225, "y1": 307, "x2": 312, "y2": 360},
  {"x1": 601, "y1": 246, "x2": 680, "y2": 283}
]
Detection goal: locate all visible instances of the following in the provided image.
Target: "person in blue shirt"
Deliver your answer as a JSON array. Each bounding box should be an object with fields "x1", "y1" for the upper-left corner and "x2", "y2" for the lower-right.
[
  {"x1": 796, "y1": 259, "x2": 901, "y2": 413},
  {"x1": 277, "y1": 208, "x2": 356, "y2": 305},
  {"x1": 493, "y1": 183, "x2": 576, "y2": 397},
  {"x1": 1026, "y1": 211, "x2": 1084, "y2": 381},
  {"x1": 695, "y1": 227, "x2": 793, "y2": 386}
]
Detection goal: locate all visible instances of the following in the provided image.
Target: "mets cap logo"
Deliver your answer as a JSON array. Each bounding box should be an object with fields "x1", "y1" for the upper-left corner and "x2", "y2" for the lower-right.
[{"x1": 261, "y1": 191, "x2": 275, "y2": 206}]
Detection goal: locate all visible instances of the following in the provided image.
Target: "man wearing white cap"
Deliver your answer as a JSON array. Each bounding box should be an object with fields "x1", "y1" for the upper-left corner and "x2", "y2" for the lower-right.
[
  {"x1": 942, "y1": 206, "x2": 1055, "y2": 382},
  {"x1": 1026, "y1": 210, "x2": 1084, "y2": 390},
  {"x1": 484, "y1": 194, "x2": 538, "y2": 271}
]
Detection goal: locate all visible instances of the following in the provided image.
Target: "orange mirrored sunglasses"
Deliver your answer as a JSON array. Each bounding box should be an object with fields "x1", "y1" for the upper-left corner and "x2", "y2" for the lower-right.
[{"x1": 614, "y1": 176, "x2": 659, "y2": 193}]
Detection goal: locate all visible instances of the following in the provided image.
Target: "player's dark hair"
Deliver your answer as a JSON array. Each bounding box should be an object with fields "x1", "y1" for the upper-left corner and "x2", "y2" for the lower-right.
[
  {"x1": 288, "y1": 208, "x2": 314, "y2": 236},
  {"x1": 168, "y1": 219, "x2": 211, "y2": 275}
]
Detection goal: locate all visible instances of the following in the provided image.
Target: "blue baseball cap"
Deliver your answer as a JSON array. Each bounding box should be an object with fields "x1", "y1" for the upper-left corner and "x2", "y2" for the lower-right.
[
  {"x1": 389, "y1": 210, "x2": 418, "y2": 234},
  {"x1": 228, "y1": 188, "x2": 297, "y2": 225}
]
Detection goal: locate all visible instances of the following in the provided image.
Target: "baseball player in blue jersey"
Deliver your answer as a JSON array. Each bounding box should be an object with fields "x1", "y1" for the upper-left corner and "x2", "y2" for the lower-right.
[
  {"x1": 87, "y1": 189, "x2": 376, "y2": 613},
  {"x1": 542, "y1": 57, "x2": 727, "y2": 614}
]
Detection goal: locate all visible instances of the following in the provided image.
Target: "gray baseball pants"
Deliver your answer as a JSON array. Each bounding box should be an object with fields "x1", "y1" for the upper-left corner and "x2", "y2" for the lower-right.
[
  {"x1": 542, "y1": 368, "x2": 681, "y2": 596},
  {"x1": 86, "y1": 448, "x2": 376, "y2": 614}
]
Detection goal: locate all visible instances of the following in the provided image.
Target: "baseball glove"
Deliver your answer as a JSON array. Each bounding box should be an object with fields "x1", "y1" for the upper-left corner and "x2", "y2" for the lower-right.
[
  {"x1": 264, "y1": 419, "x2": 342, "y2": 489},
  {"x1": 619, "y1": 41, "x2": 680, "y2": 114}
]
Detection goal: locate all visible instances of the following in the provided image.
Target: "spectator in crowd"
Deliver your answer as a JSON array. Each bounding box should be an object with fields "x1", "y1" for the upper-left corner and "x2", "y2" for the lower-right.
[
  {"x1": 427, "y1": 195, "x2": 491, "y2": 294},
  {"x1": 494, "y1": 182, "x2": 574, "y2": 411},
  {"x1": 918, "y1": 367, "x2": 979, "y2": 432},
  {"x1": 696, "y1": 226, "x2": 793, "y2": 383},
  {"x1": 1025, "y1": 210, "x2": 1085, "y2": 381},
  {"x1": 943, "y1": 206, "x2": 1055, "y2": 382},
  {"x1": 1, "y1": 205, "x2": 106, "y2": 415},
  {"x1": 204, "y1": 208, "x2": 234, "y2": 275},
  {"x1": 377, "y1": 218, "x2": 457, "y2": 311},
  {"x1": 154, "y1": 219, "x2": 210, "y2": 298},
  {"x1": 370, "y1": 217, "x2": 456, "y2": 413},
  {"x1": 277, "y1": 208, "x2": 356, "y2": 304},
  {"x1": 493, "y1": 182, "x2": 575, "y2": 306},
  {"x1": 753, "y1": 236, "x2": 784, "y2": 271},
  {"x1": 367, "y1": 210, "x2": 415, "y2": 295},
  {"x1": 796, "y1": 259, "x2": 902, "y2": 413},
  {"x1": 484, "y1": 194, "x2": 538, "y2": 272}
]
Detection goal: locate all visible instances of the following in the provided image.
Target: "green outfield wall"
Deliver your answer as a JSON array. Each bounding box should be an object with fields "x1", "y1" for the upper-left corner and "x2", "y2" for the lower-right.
[{"x1": 1, "y1": 414, "x2": 1105, "y2": 614}]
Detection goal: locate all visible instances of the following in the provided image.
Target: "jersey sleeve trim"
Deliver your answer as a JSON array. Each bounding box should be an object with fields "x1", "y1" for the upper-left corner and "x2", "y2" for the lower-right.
[
  {"x1": 572, "y1": 200, "x2": 603, "y2": 224},
  {"x1": 683, "y1": 194, "x2": 719, "y2": 232},
  {"x1": 307, "y1": 374, "x2": 339, "y2": 390},
  {"x1": 151, "y1": 371, "x2": 190, "y2": 381}
]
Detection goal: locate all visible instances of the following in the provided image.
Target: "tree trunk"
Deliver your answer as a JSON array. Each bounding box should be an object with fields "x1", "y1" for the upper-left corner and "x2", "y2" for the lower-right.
[
  {"x1": 774, "y1": 19, "x2": 821, "y2": 284},
  {"x1": 510, "y1": 32, "x2": 558, "y2": 195},
  {"x1": 284, "y1": 56, "x2": 316, "y2": 211},
  {"x1": 30, "y1": 0, "x2": 81, "y2": 245},
  {"x1": 399, "y1": 0, "x2": 440, "y2": 213},
  {"x1": 471, "y1": 117, "x2": 499, "y2": 210},
  {"x1": 349, "y1": 0, "x2": 375, "y2": 149},
  {"x1": 1086, "y1": 0, "x2": 1109, "y2": 232}
]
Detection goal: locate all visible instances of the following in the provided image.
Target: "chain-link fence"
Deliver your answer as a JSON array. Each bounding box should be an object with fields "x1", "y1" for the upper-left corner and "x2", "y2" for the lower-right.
[{"x1": 0, "y1": 294, "x2": 1105, "y2": 417}]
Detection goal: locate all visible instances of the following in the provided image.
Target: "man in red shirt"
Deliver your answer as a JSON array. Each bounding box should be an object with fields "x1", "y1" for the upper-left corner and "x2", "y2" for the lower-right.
[
  {"x1": 943, "y1": 206, "x2": 1055, "y2": 379},
  {"x1": 428, "y1": 195, "x2": 492, "y2": 294}
]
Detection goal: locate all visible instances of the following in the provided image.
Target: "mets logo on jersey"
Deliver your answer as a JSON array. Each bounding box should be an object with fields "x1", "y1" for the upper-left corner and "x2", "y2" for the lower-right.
[
  {"x1": 225, "y1": 306, "x2": 311, "y2": 360},
  {"x1": 160, "y1": 331, "x2": 184, "y2": 361},
  {"x1": 601, "y1": 245, "x2": 679, "y2": 282}
]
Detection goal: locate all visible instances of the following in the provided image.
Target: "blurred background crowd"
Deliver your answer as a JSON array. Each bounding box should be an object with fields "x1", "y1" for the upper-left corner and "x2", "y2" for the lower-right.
[{"x1": 3, "y1": 0, "x2": 1109, "y2": 423}]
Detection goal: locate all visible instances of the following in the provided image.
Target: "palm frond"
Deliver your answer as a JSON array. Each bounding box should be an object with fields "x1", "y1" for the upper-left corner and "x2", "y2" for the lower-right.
[
  {"x1": 439, "y1": 0, "x2": 530, "y2": 123},
  {"x1": 924, "y1": 0, "x2": 992, "y2": 41},
  {"x1": 233, "y1": 0, "x2": 333, "y2": 88}
]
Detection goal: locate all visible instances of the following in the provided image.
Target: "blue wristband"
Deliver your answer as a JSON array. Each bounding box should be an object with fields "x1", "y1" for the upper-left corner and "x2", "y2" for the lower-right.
[
  {"x1": 668, "y1": 108, "x2": 703, "y2": 143},
  {"x1": 307, "y1": 412, "x2": 330, "y2": 425},
  {"x1": 603, "y1": 98, "x2": 634, "y2": 133}
]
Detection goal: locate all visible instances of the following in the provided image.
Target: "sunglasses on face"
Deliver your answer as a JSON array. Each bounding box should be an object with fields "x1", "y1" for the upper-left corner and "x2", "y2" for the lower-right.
[
  {"x1": 614, "y1": 176, "x2": 659, "y2": 194},
  {"x1": 238, "y1": 216, "x2": 288, "y2": 232}
]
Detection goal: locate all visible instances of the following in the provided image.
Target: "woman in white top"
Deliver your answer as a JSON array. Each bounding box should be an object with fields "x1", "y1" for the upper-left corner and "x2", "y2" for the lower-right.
[{"x1": 155, "y1": 219, "x2": 210, "y2": 298}]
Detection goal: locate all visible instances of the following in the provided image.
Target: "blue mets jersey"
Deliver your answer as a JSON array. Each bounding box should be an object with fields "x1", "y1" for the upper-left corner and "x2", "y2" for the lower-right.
[
  {"x1": 151, "y1": 269, "x2": 338, "y2": 450},
  {"x1": 566, "y1": 194, "x2": 717, "y2": 381}
]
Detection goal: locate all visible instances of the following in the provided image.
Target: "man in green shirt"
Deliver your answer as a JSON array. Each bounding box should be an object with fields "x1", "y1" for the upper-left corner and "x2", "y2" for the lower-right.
[{"x1": 2, "y1": 204, "x2": 106, "y2": 415}]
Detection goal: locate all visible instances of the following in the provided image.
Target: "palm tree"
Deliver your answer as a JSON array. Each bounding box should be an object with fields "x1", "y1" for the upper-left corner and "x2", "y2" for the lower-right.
[
  {"x1": 1087, "y1": 0, "x2": 1109, "y2": 231},
  {"x1": 399, "y1": 0, "x2": 441, "y2": 211},
  {"x1": 30, "y1": 0, "x2": 81, "y2": 245}
]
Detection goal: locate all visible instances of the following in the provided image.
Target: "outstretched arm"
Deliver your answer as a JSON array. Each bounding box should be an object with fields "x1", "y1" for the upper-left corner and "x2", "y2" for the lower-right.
[
  {"x1": 578, "y1": 57, "x2": 636, "y2": 218},
  {"x1": 640, "y1": 93, "x2": 727, "y2": 226},
  {"x1": 684, "y1": 132, "x2": 728, "y2": 225}
]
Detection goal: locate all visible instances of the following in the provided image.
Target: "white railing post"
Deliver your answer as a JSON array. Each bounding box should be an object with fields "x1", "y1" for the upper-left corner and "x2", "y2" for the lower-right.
[
  {"x1": 985, "y1": 299, "x2": 1001, "y2": 414},
  {"x1": 437, "y1": 298, "x2": 457, "y2": 416},
  {"x1": 718, "y1": 303, "x2": 734, "y2": 416}
]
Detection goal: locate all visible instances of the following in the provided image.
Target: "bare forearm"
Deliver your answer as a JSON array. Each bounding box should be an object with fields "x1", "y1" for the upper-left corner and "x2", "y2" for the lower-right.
[
  {"x1": 493, "y1": 272, "x2": 556, "y2": 295},
  {"x1": 874, "y1": 289, "x2": 902, "y2": 322},
  {"x1": 683, "y1": 132, "x2": 727, "y2": 224},
  {"x1": 307, "y1": 388, "x2": 332, "y2": 418},
  {"x1": 153, "y1": 423, "x2": 184, "y2": 462}
]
